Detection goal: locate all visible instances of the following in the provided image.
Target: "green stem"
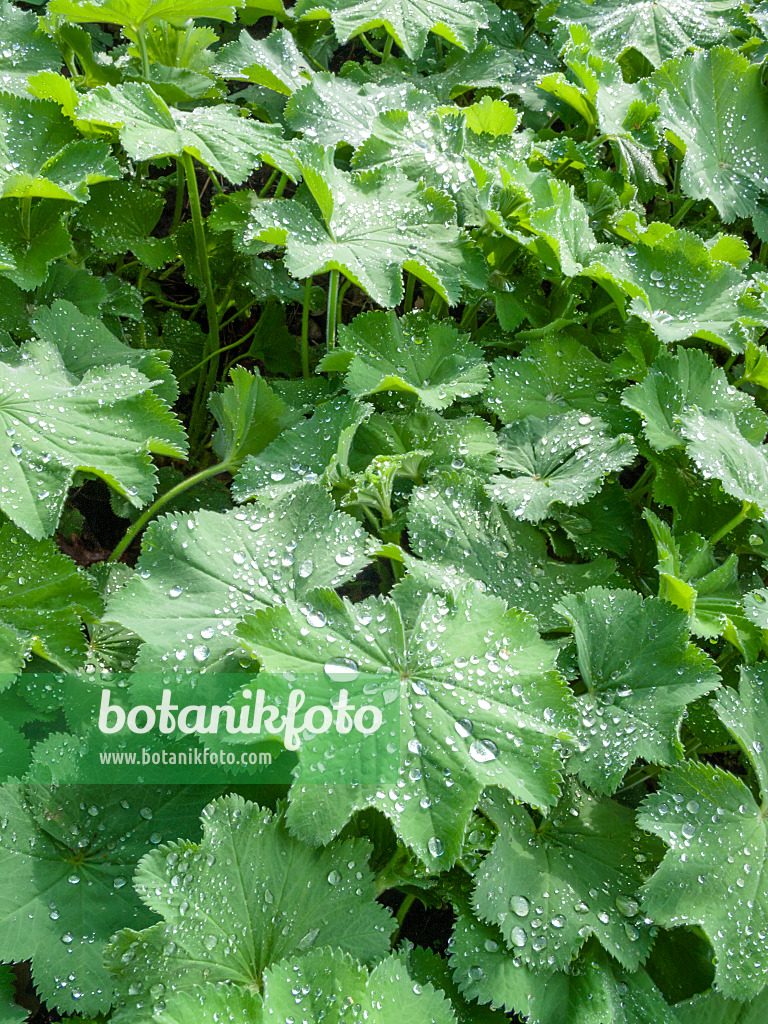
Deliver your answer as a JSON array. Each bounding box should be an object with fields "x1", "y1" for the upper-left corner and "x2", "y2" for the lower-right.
[
  {"x1": 429, "y1": 290, "x2": 445, "y2": 317},
  {"x1": 136, "y1": 25, "x2": 151, "y2": 80},
  {"x1": 220, "y1": 300, "x2": 255, "y2": 331},
  {"x1": 669, "y1": 197, "x2": 695, "y2": 227},
  {"x1": 390, "y1": 894, "x2": 416, "y2": 947},
  {"x1": 724, "y1": 353, "x2": 738, "y2": 373},
  {"x1": 170, "y1": 160, "x2": 185, "y2": 233},
  {"x1": 759, "y1": 242, "x2": 768, "y2": 265},
  {"x1": 586, "y1": 300, "x2": 616, "y2": 325},
  {"x1": 178, "y1": 335, "x2": 250, "y2": 382},
  {"x1": 403, "y1": 273, "x2": 416, "y2": 313},
  {"x1": 326, "y1": 268, "x2": 340, "y2": 350},
  {"x1": 19, "y1": 196, "x2": 31, "y2": 238},
  {"x1": 359, "y1": 32, "x2": 383, "y2": 57},
  {"x1": 301, "y1": 276, "x2": 313, "y2": 379},
  {"x1": 183, "y1": 151, "x2": 221, "y2": 445},
  {"x1": 109, "y1": 461, "x2": 232, "y2": 563},
  {"x1": 273, "y1": 173, "x2": 288, "y2": 199},
  {"x1": 381, "y1": 34, "x2": 394, "y2": 60},
  {"x1": 258, "y1": 168, "x2": 279, "y2": 198},
  {"x1": 709, "y1": 501, "x2": 750, "y2": 546}
]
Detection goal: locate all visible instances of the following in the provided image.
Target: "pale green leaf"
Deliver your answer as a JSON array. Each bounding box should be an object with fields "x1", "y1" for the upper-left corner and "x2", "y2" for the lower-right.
[{"x1": 0, "y1": 0, "x2": 61, "y2": 98}]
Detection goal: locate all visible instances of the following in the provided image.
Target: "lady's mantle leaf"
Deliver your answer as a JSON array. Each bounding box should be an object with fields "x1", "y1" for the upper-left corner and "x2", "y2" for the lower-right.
[
  {"x1": 0, "y1": 521, "x2": 101, "y2": 678},
  {"x1": 547, "y1": 0, "x2": 740, "y2": 66},
  {"x1": 406, "y1": 476, "x2": 619, "y2": 632},
  {"x1": 321, "y1": 310, "x2": 489, "y2": 410},
  {"x1": 654, "y1": 47, "x2": 768, "y2": 238},
  {"x1": 286, "y1": 73, "x2": 416, "y2": 147},
  {"x1": 294, "y1": 0, "x2": 495, "y2": 59},
  {"x1": 76, "y1": 83, "x2": 298, "y2": 185},
  {"x1": 0, "y1": 0, "x2": 61, "y2": 98},
  {"x1": 105, "y1": 796, "x2": 393, "y2": 1015},
  {"x1": 473, "y1": 786, "x2": 659, "y2": 971},
  {"x1": 639, "y1": 663, "x2": 768, "y2": 998},
  {"x1": 216, "y1": 143, "x2": 486, "y2": 307},
  {"x1": 486, "y1": 412, "x2": 636, "y2": 524},
  {"x1": 0, "y1": 95, "x2": 119, "y2": 202},
  {"x1": 555, "y1": 588, "x2": 720, "y2": 794},
  {"x1": 105, "y1": 484, "x2": 370, "y2": 671},
  {"x1": 0, "y1": 339, "x2": 187, "y2": 538},
  {"x1": 48, "y1": 0, "x2": 244, "y2": 30},
  {"x1": 214, "y1": 28, "x2": 312, "y2": 95},
  {"x1": 0, "y1": 781, "x2": 209, "y2": 1016},
  {"x1": 236, "y1": 585, "x2": 577, "y2": 869}
]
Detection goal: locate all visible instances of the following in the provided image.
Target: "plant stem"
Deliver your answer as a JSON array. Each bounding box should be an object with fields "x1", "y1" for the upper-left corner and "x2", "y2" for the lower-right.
[
  {"x1": 136, "y1": 25, "x2": 151, "y2": 80},
  {"x1": 381, "y1": 34, "x2": 394, "y2": 60},
  {"x1": 258, "y1": 168, "x2": 279, "y2": 198},
  {"x1": 669, "y1": 198, "x2": 695, "y2": 227},
  {"x1": 389, "y1": 894, "x2": 416, "y2": 947},
  {"x1": 301, "y1": 276, "x2": 313, "y2": 379},
  {"x1": 403, "y1": 273, "x2": 416, "y2": 313},
  {"x1": 709, "y1": 501, "x2": 750, "y2": 546},
  {"x1": 273, "y1": 173, "x2": 288, "y2": 199},
  {"x1": 359, "y1": 32, "x2": 383, "y2": 57},
  {"x1": 170, "y1": 160, "x2": 186, "y2": 233},
  {"x1": 19, "y1": 196, "x2": 31, "y2": 238},
  {"x1": 109, "y1": 461, "x2": 232, "y2": 563},
  {"x1": 183, "y1": 151, "x2": 221, "y2": 445},
  {"x1": 178, "y1": 335, "x2": 249, "y2": 382},
  {"x1": 326, "y1": 268, "x2": 340, "y2": 350}
]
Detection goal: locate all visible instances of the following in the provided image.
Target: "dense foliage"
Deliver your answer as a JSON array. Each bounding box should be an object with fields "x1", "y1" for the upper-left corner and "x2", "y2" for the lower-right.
[{"x1": 1, "y1": 0, "x2": 768, "y2": 1020}]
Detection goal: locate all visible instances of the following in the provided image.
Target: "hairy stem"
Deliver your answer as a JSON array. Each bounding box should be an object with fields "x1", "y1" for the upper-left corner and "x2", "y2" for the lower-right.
[
  {"x1": 301, "y1": 276, "x2": 313, "y2": 379},
  {"x1": 326, "y1": 268, "x2": 340, "y2": 350},
  {"x1": 136, "y1": 24, "x2": 151, "y2": 80},
  {"x1": 709, "y1": 501, "x2": 750, "y2": 546}
]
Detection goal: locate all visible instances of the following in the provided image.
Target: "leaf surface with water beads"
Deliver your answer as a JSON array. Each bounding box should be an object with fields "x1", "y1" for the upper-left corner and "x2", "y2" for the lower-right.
[
  {"x1": 587, "y1": 227, "x2": 763, "y2": 350},
  {"x1": 545, "y1": 0, "x2": 741, "y2": 66},
  {"x1": 214, "y1": 28, "x2": 312, "y2": 95},
  {"x1": 75, "y1": 83, "x2": 299, "y2": 185},
  {"x1": 486, "y1": 411, "x2": 636, "y2": 524},
  {"x1": 47, "y1": 0, "x2": 243, "y2": 30},
  {"x1": 0, "y1": 780, "x2": 210, "y2": 1016},
  {"x1": 294, "y1": 0, "x2": 495, "y2": 59},
  {"x1": 105, "y1": 796, "x2": 394, "y2": 1015},
  {"x1": 0, "y1": 0, "x2": 62, "y2": 98},
  {"x1": 0, "y1": 339, "x2": 187, "y2": 539},
  {"x1": 0, "y1": 202, "x2": 72, "y2": 291},
  {"x1": 0, "y1": 95, "x2": 120, "y2": 202},
  {"x1": 320, "y1": 309, "x2": 488, "y2": 410},
  {"x1": 104, "y1": 484, "x2": 370, "y2": 672},
  {"x1": 406, "y1": 476, "x2": 620, "y2": 632},
  {"x1": 237, "y1": 585, "x2": 577, "y2": 869},
  {"x1": 555, "y1": 587, "x2": 720, "y2": 794},
  {"x1": 216, "y1": 143, "x2": 486, "y2": 307},
  {"x1": 0, "y1": 521, "x2": 101, "y2": 679},
  {"x1": 639, "y1": 661, "x2": 768, "y2": 999},
  {"x1": 449, "y1": 887, "x2": 675, "y2": 1023},
  {"x1": 472, "y1": 785, "x2": 659, "y2": 971},
  {"x1": 654, "y1": 47, "x2": 768, "y2": 238}
]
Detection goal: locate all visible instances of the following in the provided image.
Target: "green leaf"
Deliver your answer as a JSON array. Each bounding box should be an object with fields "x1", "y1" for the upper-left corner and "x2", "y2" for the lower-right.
[
  {"x1": 286, "y1": 73, "x2": 416, "y2": 147},
  {"x1": 675, "y1": 989, "x2": 768, "y2": 1024},
  {"x1": 294, "y1": 0, "x2": 495, "y2": 59},
  {"x1": 547, "y1": 0, "x2": 741, "y2": 66},
  {"x1": 105, "y1": 796, "x2": 394, "y2": 1014},
  {"x1": 155, "y1": 983, "x2": 263, "y2": 1024},
  {"x1": 473, "y1": 785, "x2": 659, "y2": 970},
  {"x1": 0, "y1": 0, "x2": 61, "y2": 98},
  {"x1": 218, "y1": 144, "x2": 486, "y2": 307},
  {"x1": 555, "y1": 587, "x2": 720, "y2": 793},
  {"x1": 551, "y1": 480, "x2": 634, "y2": 559},
  {"x1": 450, "y1": 889, "x2": 675, "y2": 1024},
  {"x1": 639, "y1": 690, "x2": 768, "y2": 1000},
  {"x1": 237, "y1": 585, "x2": 577, "y2": 867},
  {"x1": 232, "y1": 395, "x2": 371, "y2": 504},
  {"x1": 680, "y1": 409, "x2": 768, "y2": 514},
  {"x1": 75, "y1": 179, "x2": 177, "y2": 269},
  {"x1": 31, "y1": 299, "x2": 178, "y2": 406},
  {"x1": 0, "y1": 95, "x2": 120, "y2": 202},
  {"x1": 0, "y1": 780, "x2": 210, "y2": 1016},
  {"x1": 0, "y1": 521, "x2": 101, "y2": 677},
  {"x1": 588, "y1": 227, "x2": 761, "y2": 350},
  {"x1": 48, "y1": 0, "x2": 244, "y2": 30},
  {"x1": 76, "y1": 83, "x2": 298, "y2": 185},
  {"x1": 209, "y1": 366, "x2": 297, "y2": 471},
  {"x1": 0, "y1": 965, "x2": 24, "y2": 1024},
  {"x1": 214, "y1": 28, "x2": 312, "y2": 95},
  {"x1": 0, "y1": 202, "x2": 71, "y2": 290},
  {"x1": 105, "y1": 484, "x2": 371, "y2": 671},
  {"x1": 485, "y1": 337, "x2": 620, "y2": 426},
  {"x1": 654, "y1": 47, "x2": 768, "y2": 234},
  {"x1": 321, "y1": 310, "x2": 489, "y2": 410},
  {"x1": 406, "y1": 476, "x2": 621, "y2": 632},
  {"x1": 622, "y1": 347, "x2": 762, "y2": 453},
  {"x1": 487, "y1": 412, "x2": 636, "y2": 523},
  {"x1": 0, "y1": 339, "x2": 187, "y2": 538}
]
